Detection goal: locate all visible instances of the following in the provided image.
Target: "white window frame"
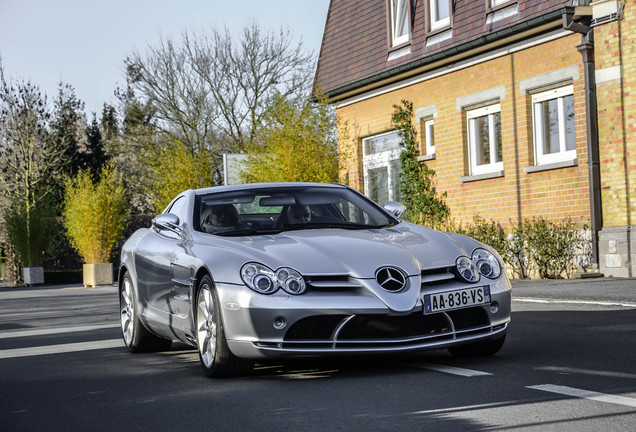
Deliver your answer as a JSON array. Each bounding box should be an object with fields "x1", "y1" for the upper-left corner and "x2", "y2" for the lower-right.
[
  {"x1": 491, "y1": 0, "x2": 510, "y2": 7},
  {"x1": 390, "y1": 0, "x2": 410, "y2": 46},
  {"x1": 532, "y1": 85, "x2": 577, "y2": 165},
  {"x1": 430, "y1": 0, "x2": 450, "y2": 30},
  {"x1": 362, "y1": 131, "x2": 402, "y2": 204},
  {"x1": 467, "y1": 103, "x2": 503, "y2": 175},
  {"x1": 424, "y1": 119, "x2": 435, "y2": 155}
]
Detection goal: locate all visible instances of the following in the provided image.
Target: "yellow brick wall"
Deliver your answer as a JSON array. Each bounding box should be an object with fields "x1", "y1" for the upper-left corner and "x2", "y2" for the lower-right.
[
  {"x1": 595, "y1": 0, "x2": 635, "y2": 228},
  {"x1": 337, "y1": 33, "x2": 593, "y2": 227}
]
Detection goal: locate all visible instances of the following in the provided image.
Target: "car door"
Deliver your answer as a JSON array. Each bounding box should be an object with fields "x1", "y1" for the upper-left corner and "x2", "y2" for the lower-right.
[{"x1": 135, "y1": 197, "x2": 188, "y2": 333}]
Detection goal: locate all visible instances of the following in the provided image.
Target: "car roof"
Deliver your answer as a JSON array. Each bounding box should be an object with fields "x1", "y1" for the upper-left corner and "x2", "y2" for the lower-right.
[{"x1": 192, "y1": 182, "x2": 347, "y2": 196}]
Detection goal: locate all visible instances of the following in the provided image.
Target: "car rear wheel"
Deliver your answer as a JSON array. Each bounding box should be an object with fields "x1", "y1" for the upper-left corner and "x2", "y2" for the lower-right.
[
  {"x1": 448, "y1": 335, "x2": 506, "y2": 357},
  {"x1": 120, "y1": 272, "x2": 172, "y2": 352},
  {"x1": 196, "y1": 275, "x2": 253, "y2": 377}
]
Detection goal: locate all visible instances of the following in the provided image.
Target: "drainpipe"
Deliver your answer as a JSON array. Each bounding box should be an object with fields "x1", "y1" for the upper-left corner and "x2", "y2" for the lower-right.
[{"x1": 563, "y1": 8, "x2": 603, "y2": 270}]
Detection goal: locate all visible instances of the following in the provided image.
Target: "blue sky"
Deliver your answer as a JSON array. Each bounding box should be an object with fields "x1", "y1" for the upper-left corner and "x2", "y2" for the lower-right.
[{"x1": 0, "y1": 0, "x2": 330, "y2": 113}]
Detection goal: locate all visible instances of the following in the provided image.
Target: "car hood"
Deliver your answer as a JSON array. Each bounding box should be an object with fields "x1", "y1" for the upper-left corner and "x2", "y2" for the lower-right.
[{"x1": 197, "y1": 223, "x2": 470, "y2": 280}]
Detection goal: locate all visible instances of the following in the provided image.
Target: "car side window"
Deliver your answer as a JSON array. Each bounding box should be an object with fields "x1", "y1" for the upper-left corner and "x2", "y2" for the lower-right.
[{"x1": 167, "y1": 196, "x2": 188, "y2": 224}]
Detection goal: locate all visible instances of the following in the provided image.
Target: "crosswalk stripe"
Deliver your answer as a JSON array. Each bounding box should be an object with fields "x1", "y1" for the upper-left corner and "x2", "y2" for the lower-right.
[
  {"x1": 0, "y1": 323, "x2": 120, "y2": 339},
  {"x1": 527, "y1": 384, "x2": 636, "y2": 408},
  {"x1": 406, "y1": 362, "x2": 492, "y2": 377},
  {"x1": 0, "y1": 339, "x2": 123, "y2": 359}
]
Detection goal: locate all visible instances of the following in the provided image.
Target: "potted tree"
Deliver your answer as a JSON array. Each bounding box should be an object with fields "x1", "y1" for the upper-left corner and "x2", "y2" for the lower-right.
[
  {"x1": 63, "y1": 164, "x2": 128, "y2": 287},
  {"x1": 4, "y1": 198, "x2": 54, "y2": 286}
]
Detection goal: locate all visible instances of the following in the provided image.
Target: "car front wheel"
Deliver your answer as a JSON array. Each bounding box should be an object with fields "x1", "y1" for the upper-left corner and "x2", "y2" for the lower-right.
[
  {"x1": 196, "y1": 275, "x2": 253, "y2": 377},
  {"x1": 120, "y1": 272, "x2": 172, "y2": 352}
]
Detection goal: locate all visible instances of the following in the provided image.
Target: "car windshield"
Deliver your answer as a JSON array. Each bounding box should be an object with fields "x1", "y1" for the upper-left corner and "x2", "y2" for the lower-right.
[{"x1": 195, "y1": 185, "x2": 397, "y2": 236}]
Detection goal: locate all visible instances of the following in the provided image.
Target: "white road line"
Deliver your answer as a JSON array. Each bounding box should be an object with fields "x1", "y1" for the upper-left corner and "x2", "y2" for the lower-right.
[
  {"x1": 0, "y1": 323, "x2": 120, "y2": 339},
  {"x1": 514, "y1": 298, "x2": 636, "y2": 308},
  {"x1": 527, "y1": 384, "x2": 636, "y2": 409},
  {"x1": 0, "y1": 339, "x2": 123, "y2": 359},
  {"x1": 406, "y1": 362, "x2": 492, "y2": 377}
]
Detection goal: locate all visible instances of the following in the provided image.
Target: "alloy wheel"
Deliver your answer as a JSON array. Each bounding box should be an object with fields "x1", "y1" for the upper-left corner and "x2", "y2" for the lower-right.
[{"x1": 197, "y1": 284, "x2": 217, "y2": 368}]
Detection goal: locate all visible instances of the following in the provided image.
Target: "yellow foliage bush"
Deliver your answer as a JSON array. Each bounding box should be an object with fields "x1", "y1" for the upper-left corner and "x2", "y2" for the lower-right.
[
  {"x1": 149, "y1": 139, "x2": 215, "y2": 212},
  {"x1": 63, "y1": 164, "x2": 128, "y2": 264},
  {"x1": 240, "y1": 94, "x2": 340, "y2": 183}
]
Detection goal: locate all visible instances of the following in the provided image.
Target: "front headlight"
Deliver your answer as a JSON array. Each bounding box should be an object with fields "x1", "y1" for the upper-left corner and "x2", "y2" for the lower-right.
[
  {"x1": 241, "y1": 263, "x2": 306, "y2": 295},
  {"x1": 241, "y1": 263, "x2": 277, "y2": 294},
  {"x1": 472, "y1": 248, "x2": 502, "y2": 279},
  {"x1": 456, "y1": 256, "x2": 480, "y2": 283}
]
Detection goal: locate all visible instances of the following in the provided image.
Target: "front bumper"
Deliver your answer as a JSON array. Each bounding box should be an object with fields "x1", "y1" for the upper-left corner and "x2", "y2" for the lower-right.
[{"x1": 215, "y1": 276, "x2": 511, "y2": 360}]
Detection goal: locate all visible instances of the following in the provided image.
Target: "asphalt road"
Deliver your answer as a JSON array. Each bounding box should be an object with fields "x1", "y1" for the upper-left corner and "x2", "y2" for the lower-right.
[{"x1": 1, "y1": 279, "x2": 635, "y2": 431}]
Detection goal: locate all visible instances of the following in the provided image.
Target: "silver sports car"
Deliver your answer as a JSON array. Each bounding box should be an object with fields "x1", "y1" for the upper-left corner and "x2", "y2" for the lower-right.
[{"x1": 119, "y1": 182, "x2": 511, "y2": 377}]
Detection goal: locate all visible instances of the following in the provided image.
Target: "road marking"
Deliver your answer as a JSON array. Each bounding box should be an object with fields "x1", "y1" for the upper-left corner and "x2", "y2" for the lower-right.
[
  {"x1": 0, "y1": 323, "x2": 120, "y2": 339},
  {"x1": 406, "y1": 362, "x2": 492, "y2": 377},
  {"x1": 527, "y1": 384, "x2": 636, "y2": 408},
  {"x1": 514, "y1": 298, "x2": 636, "y2": 308},
  {"x1": 0, "y1": 339, "x2": 123, "y2": 359},
  {"x1": 537, "y1": 366, "x2": 636, "y2": 380}
]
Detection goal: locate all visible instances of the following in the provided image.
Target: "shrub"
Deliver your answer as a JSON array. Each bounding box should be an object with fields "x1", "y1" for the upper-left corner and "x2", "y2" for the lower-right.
[
  {"x1": 526, "y1": 216, "x2": 583, "y2": 279},
  {"x1": 63, "y1": 164, "x2": 129, "y2": 264},
  {"x1": 446, "y1": 215, "x2": 586, "y2": 279},
  {"x1": 240, "y1": 94, "x2": 340, "y2": 184},
  {"x1": 4, "y1": 198, "x2": 55, "y2": 268},
  {"x1": 148, "y1": 139, "x2": 215, "y2": 213}
]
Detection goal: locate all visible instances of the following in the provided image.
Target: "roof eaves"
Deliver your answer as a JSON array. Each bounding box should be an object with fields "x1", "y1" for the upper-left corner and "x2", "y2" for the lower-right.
[{"x1": 318, "y1": 7, "x2": 573, "y2": 101}]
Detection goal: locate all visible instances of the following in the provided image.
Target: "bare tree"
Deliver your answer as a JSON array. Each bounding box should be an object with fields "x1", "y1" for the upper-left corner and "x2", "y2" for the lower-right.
[
  {"x1": 126, "y1": 21, "x2": 315, "y2": 153},
  {"x1": 0, "y1": 66, "x2": 65, "y2": 211},
  {"x1": 125, "y1": 39, "x2": 216, "y2": 154},
  {"x1": 0, "y1": 65, "x2": 69, "y2": 275}
]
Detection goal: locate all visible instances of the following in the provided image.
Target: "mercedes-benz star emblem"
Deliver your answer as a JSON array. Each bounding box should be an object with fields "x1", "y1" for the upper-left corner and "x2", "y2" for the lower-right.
[{"x1": 375, "y1": 266, "x2": 407, "y2": 292}]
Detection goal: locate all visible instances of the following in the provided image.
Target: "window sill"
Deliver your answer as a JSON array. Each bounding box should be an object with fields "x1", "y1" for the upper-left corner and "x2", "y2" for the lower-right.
[
  {"x1": 485, "y1": 1, "x2": 518, "y2": 15},
  {"x1": 460, "y1": 170, "x2": 505, "y2": 183},
  {"x1": 387, "y1": 45, "x2": 411, "y2": 62},
  {"x1": 418, "y1": 153, "x2": 436, "y2": 162},
  {"x1": 524, "y1": 159, "x2": 578, "y2": 174},
  {"x1": 426, "y1": 29, "x2": 453, "y2": 47}
]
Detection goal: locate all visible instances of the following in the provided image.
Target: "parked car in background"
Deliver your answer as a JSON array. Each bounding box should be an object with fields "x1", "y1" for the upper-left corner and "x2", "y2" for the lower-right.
[{"x1": 119, "y1": 182, "x2": 511, "y2": 377}]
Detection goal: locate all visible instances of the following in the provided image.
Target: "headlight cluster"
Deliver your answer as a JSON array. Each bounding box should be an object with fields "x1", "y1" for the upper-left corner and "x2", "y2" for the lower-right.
[
  {"x1": 472, "y1": 248, "x2": 501, "y2": 279},
  {"x1": 455, "y1": 248, "x2": 501, "y2": 283},
  {"x1": 240, "y1": 263, "x2": 306, "y2": 295}
]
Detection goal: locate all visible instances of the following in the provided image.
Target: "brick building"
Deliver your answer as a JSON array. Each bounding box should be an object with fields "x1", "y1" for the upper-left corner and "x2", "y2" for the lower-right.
[{"x1": 313, "y1": 0, "x2": 634, "y2": 277}]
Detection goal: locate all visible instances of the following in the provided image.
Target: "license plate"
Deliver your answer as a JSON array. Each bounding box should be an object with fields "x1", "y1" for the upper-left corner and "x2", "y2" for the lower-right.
[{"x1": 424, "y1": 286, "x2": 491, "y2": 314}]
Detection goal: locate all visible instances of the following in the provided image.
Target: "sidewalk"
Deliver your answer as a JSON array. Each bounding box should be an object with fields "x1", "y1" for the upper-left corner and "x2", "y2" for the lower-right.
[{"x1": 512, "y1": 277, "x2": 636, "y2": 305}]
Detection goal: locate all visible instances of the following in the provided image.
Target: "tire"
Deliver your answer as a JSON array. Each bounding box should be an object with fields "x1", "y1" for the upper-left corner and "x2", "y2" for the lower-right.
[
  {"x1": 120, "y1": 272, "x2": 172, "y2": 353},
  {"x1": 448, "y1": 335, "x2": 506, "y2": 358},
  {"x1": 196, "y1": 275, "x2": 253, "y2": 378}
]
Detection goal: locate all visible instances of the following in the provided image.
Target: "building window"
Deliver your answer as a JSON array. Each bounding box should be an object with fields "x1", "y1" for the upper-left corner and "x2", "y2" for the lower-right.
[
  {"x1": 467, "y1": 104, "x2": 503, "y2": 175},
  {"x1": 362, "y1": 131, "x2": 402, "y2": 205},
  {"x1": 390, "y1": 0, "x2": 412, "y2": 47},
  {"x1": 491, "y1": 0, "x2": 510, "y2": 6},
  {"x1": 429, "y1": 0, "x2": 450, "y2": 30},
  {"x1": 424, "y1": 119, "x2": 435, "y2": 156},
  {"x1": 532, "y1": 85, "x2": 576, "y2": 165}
]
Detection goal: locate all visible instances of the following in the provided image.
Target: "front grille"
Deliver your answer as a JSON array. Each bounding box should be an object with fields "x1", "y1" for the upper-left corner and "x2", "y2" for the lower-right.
[
  {"x1": 420, "y1": 266, "x2": 457, "y2": 287},
  {"x1": 281, "y1": 306, "x2": 493, "y2": 350},
  {"x1": 338, "y1": 313, "x2": 450, "y2": 339}
]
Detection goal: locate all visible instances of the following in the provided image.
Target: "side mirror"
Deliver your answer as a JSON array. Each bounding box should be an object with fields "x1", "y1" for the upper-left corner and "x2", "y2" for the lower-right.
[
  {"x1": 384, "y1": 201, "x2": 406, "y2": 218},
  {"x1": 152, "y1": 213, "x2": 181, "y2": 233}
]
